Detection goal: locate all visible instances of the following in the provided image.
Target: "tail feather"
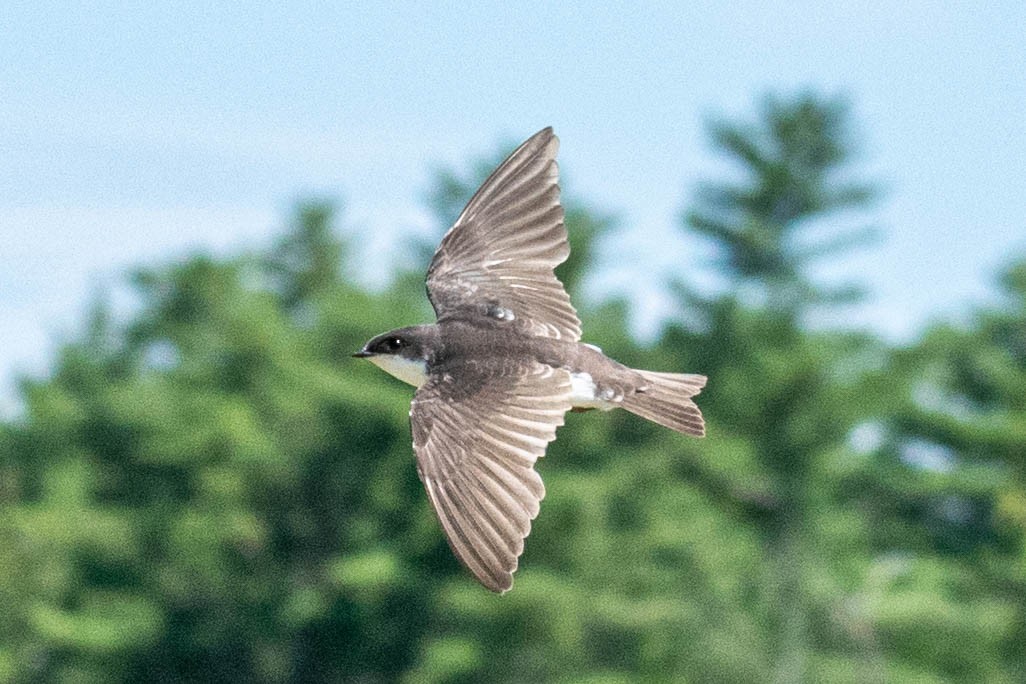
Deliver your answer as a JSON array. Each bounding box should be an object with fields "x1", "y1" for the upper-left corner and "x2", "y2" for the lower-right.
[{"x1": 621, "y1": 370, "x2": 706, "y2": 437}]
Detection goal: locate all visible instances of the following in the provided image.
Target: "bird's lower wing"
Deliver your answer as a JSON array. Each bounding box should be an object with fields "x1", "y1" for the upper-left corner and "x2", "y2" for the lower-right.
[{"x1": 410, "y1": 360, "x2": 572, "y2": 592}]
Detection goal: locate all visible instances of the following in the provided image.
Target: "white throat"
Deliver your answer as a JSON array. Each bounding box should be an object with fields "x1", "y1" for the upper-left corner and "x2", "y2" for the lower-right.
[{"x1": 368, "y1": 354, "x2": 428, "y2": 388}]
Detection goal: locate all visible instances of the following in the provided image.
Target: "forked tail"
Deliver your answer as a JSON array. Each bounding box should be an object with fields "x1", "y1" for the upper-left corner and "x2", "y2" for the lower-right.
[{"x1": 621, "y1": 370, "x2": 706, "y2": 437}]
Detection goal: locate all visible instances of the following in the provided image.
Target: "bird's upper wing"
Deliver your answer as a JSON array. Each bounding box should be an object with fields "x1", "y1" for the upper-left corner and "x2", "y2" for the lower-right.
[
  {"x1": 425, "y1": 127, "x2": 582, "y2": 341},
  {"x1": 410, "y1": 359, "x2": 572, "y2": 592}
]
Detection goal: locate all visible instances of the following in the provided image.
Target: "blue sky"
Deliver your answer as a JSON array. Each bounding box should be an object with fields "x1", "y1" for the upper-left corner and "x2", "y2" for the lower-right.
[{"x1": 2, "y1": 3, "x2": 1025, "y2": 414}]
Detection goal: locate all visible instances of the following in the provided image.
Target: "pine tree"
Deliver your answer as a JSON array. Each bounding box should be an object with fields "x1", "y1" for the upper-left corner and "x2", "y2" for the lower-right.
[
  {"x1": 685, "y1": 92, "x2": 877, "y2": 316},
  {"x1": 849, "y1": 258, "x2": 1026, "y2": 679},
  {"x1": 670, "y1": 92, "x2": 882, "y2": 681}
]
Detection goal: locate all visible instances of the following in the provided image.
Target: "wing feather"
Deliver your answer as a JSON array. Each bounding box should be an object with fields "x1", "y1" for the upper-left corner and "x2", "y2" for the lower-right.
[
  {"x1": 411, "y1": 361, "x2": 572, "y2": 592},
  {"x1": 425, "y1": 128, "x2": 582, "y2": 341}
]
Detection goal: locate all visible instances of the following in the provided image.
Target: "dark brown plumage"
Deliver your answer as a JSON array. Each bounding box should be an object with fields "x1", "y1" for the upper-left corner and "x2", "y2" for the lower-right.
[{"x1": 355, "y1": 128, "x2": 705, "y2": 592}]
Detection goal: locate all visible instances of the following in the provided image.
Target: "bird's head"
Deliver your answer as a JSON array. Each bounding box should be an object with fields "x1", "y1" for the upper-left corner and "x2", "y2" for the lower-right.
[{"x1": 353, "y1": 327, "x2": 433, "y2": 388}]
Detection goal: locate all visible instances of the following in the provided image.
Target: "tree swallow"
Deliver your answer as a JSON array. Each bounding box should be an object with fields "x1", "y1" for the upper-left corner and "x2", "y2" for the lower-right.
[{"x1": 355, "y1": 128, "x2": 705, "y2": 592}]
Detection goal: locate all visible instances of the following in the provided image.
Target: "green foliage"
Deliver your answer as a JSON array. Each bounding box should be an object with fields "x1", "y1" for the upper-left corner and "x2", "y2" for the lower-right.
[
  {"x1": 840, "y1": 257, "x2": 1026, "y2": 681},
  {"x1": 1, "y1": 94, "x2": 1023, "y2": 682},
  {"x1": 669, "y1": 92, "x2": 887, "y2": 681}
]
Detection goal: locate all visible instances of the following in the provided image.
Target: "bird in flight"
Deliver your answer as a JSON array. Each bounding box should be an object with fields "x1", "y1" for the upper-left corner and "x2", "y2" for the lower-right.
[{"x1": 354, "y1": 128, "x2": 705, "y2": 592}]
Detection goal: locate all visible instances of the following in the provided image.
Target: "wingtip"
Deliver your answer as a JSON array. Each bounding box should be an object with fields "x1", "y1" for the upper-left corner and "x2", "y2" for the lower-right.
[
  {"x1": 492, "y1": 576, "x2": 514, "y2": 595},
  {"x1": 530, "y1": 126, "x2": 558, "y2": 149},
  {"x1": 475, "y1": 568, "x2": 514, "y2": 594}
]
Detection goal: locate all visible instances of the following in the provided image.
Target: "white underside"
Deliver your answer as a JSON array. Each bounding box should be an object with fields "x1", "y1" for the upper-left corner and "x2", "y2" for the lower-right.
[
  {"x1": 369, "y1": 355, "x2": 429, "y2": 388},
  {"x1": 570, "y1": 371, "x2": 616, "y2": 410}
]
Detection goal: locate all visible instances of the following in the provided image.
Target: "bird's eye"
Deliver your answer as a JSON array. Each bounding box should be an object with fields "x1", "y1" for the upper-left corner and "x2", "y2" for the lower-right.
[{"x1": 385, "y1": 337, "x2": 404, "y2": 351}]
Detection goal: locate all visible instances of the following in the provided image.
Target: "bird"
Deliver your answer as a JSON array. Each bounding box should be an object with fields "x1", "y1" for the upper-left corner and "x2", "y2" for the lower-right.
[{"x1": 354, "y1": 127, "x2": 706, "y2": 593}]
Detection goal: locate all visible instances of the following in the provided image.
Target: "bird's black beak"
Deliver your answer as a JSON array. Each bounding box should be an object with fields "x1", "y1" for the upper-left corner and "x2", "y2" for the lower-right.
[{"x1": 352, "y1": 350, "x2": 373, "y2": 358}]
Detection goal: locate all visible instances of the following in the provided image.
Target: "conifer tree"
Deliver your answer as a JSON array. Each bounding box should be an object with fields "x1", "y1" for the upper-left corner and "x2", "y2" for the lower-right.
[
  {"x1": 851, "y1": 258, "x2": 1026, "y2": 679},
  {"x1": 671, "y1": 92, "x2": 880, "y2": 681}
]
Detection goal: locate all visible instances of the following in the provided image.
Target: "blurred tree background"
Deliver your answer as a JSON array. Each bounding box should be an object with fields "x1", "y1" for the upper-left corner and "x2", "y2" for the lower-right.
[{"x1": 1, "y1": 92, "x2": 1023, "y2": 683}]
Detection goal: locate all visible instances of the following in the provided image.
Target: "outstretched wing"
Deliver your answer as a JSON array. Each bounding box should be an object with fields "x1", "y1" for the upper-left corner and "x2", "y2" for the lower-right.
[
  {"x1": 410, "y1": 360, "x2": 572, "y2": 592},
  {"x1": 425, "y1": 127, "x2": 582, "y2": 341}
]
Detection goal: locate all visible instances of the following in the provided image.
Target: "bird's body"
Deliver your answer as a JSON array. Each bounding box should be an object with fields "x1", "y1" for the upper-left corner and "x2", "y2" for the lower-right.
[
  {"x1": 355, "y1": 128, "x2": 705, "y2": 592},
  {"x1": 367, "y1": 318, "x2": 636, "y2": 404}
]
